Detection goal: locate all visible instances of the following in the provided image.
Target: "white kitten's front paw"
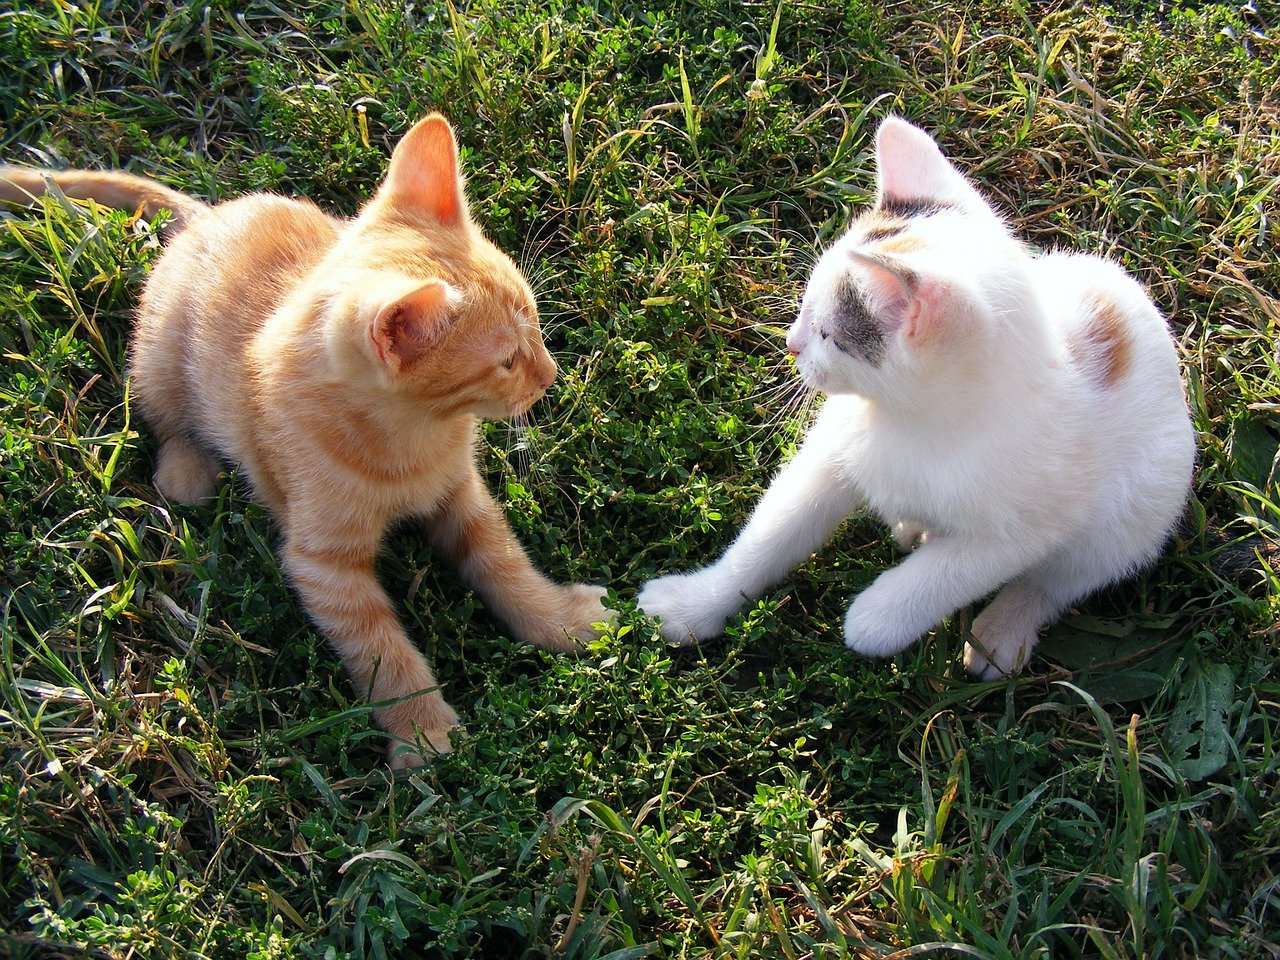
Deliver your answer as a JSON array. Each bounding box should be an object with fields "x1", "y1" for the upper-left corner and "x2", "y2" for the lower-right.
[
  {"x1": 842, "y1": 589, "x2": 923, "y2": 657},
  {"x1": 637, "y1": 570, "x2": 733, "y2": 645}
]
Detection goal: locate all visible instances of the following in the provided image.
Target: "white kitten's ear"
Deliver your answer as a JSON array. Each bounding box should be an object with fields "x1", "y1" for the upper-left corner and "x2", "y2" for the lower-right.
[
  {"x1": 874, "y1": 116, "x2": 990, "y2": 215},
  {"x1": 369, "y1": 278, "x2": 461, "y2": 372},
  {"x1": 383, "y1": 114, "x2": 469, "y2": 226},
  {"x1": 848, "y1": 249, "x2": 919, "y2": 334}
]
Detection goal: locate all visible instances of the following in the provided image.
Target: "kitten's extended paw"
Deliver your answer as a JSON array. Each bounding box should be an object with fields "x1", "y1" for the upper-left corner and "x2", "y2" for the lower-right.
[
  {"x1": 842, "y1": 589, "x2": 923, "y2": 657},
  {"x1": 637, "y1": 571, "x2": 731, "y2": 646},
  {"x1": 563, "y1": 583, "x2": 617, "y2": 640},
  {"x1": 520, "y1": 584, "x2": 616, "y2": 652},
  {"x1": 962, "y1": 640, "x2": 1000, "y2": 681},
  {"x1": 378, "y1": 694, "x2": 462, "y2": 770}
]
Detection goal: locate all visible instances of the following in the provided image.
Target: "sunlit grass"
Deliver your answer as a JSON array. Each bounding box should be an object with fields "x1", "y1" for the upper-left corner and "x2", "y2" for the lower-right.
[{"x1": 1, "y1": 2, "x2": 1277, "y2": 958}]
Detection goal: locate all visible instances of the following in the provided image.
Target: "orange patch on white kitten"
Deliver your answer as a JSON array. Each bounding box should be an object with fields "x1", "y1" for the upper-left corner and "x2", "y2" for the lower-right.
[
  {"x1": 874, "y1": 233, "x2": 929, "y2": 255},
  {"x1": 1069, "y1": 293, "x2": 1133, "y2": 388},
  {"x1": 1, "y1": 116, "x2": 613, "y2": 767}
]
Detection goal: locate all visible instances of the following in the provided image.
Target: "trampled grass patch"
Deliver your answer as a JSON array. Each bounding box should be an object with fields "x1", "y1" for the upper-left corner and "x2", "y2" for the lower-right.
[{"x1": 1, "y1": 2, "x2": 1277, "y2": 957}]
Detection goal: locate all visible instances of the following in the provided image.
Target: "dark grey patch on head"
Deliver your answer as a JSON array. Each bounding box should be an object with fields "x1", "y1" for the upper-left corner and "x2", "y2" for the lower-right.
[
  {"x1": 876, "y1": 195, "x2": 952, "y2": 219},
  {"x1": 861, "y1": 221, "x2": 906, "y2": 242},
  {"x1": 829, "y1": 273, "x2": 885, "y2": 364}
]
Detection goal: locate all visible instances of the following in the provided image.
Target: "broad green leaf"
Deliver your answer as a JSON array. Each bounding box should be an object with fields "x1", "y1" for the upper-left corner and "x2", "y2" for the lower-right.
[{"x1": 1164, "y1": 661, "x2": 1234, "y2": 781}]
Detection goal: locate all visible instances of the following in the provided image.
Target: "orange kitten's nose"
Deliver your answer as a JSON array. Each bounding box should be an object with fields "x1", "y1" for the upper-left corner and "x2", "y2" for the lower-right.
[{"x1": 536, "y1": 355, "x2": 557, "y2": 390}]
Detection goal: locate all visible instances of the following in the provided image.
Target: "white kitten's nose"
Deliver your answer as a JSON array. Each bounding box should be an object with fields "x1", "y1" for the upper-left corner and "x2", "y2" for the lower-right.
[{"x1": 785, "y1": 318, "x2": 805, "y2": 356}]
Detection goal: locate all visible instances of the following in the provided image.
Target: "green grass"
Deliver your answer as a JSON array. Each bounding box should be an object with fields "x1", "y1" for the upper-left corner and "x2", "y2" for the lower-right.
[{"x1": 1, "y1": 1, "x2": 1278, "y2": 957}]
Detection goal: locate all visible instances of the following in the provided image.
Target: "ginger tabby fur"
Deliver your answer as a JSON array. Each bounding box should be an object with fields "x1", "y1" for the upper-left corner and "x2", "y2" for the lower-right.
[{"x1": 0, "y1": 115, "x2": 612, "y2": 767}]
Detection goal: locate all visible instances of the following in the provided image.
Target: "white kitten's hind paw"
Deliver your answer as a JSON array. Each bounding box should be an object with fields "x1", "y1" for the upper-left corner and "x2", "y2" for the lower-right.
[
  {"x1": 964, "y1": 584, "x2": 1048, "y2": 679},
  {"x1": 891, "y1": 521, "x2": 926, "y2": 552},
  {"x1": 637, "y1": 571, "x2": 731, "y2": 645},
  {"x1": 962, "y1": 640, "x2": 1002, "y2": 680},
  {"x1": 963, "y1": 637, "x2": 1030, "y2": 680}
]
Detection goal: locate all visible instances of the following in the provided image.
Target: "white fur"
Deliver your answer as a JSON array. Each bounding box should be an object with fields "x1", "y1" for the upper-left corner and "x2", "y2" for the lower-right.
[{"x1": 639, "y1": 117, "x2": 1194, "y2": 678}]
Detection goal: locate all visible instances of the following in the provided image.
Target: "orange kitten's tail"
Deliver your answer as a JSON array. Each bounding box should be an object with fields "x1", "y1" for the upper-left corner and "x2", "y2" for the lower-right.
[{"x1": 0, "y1": 166, "x2": 208, "y2": 233}]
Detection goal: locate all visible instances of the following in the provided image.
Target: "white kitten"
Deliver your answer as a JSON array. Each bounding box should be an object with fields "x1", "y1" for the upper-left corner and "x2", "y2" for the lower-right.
[{"x1": 639, "y1": 116, "x2": 1194, "y2": 678}]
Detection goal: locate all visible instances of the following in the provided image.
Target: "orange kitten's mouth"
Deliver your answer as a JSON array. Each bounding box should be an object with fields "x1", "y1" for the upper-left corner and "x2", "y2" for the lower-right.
[{"x1": 511, "y1": 389, "x2": 547, "y2": 417}]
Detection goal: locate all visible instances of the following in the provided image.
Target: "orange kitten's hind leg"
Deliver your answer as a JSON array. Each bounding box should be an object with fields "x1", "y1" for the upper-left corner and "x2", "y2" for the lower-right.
[
  {"x1": 283, "y1": 532, "x2": 461, "y2": 767},
  {"x1": 430, "y1": 466, "x2": 615, "y2": 652},
  {"x1": 154, "y1": 436, "x2": 220, "y2": 502}
]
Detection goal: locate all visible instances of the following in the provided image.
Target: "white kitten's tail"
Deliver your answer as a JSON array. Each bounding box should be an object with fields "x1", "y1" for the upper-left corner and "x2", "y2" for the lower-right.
[{"x1": 0, "y1": 166, "x2": 208, "y2": 233}]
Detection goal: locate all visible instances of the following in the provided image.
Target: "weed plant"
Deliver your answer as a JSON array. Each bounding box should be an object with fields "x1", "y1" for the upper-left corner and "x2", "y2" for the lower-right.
[{"x1": 1, "y1": 2, "x2": 1277, "y2": 957}]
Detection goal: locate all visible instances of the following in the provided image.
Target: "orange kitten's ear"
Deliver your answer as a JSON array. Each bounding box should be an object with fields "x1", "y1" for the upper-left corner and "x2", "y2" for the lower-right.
[
  {"x1": 383, "y1": 114, "x2": 468, "y2": 226},
  {"x1": 370, "y1": 279, "x2": 460, "y2": 373}
]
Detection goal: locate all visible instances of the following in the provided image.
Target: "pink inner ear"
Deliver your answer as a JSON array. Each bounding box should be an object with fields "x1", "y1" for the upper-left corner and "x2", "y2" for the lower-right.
[
  {"x1": 903, "y1": 300, "x2": 925, "y2": 340},
  {"x1": 383, "y1": 114, "x2": 466, "y2": 226},
  {"x1": 900, "y1": 280, "x2": 949, "y2": 341},
  {"x1": 370, "y1": 280, "x2": 455, "y2": 372},
  {"x1": 848, "y1": 249, "x2": 918, "y2": 333}
]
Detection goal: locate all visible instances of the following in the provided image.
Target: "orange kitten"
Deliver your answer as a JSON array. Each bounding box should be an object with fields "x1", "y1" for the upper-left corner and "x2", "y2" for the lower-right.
[{"x1": 1, "y1": 115, "x2": 613, "y2": 766}]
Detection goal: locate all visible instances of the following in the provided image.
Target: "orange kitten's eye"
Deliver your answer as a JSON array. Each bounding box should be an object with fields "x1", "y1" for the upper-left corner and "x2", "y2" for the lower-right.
[{"x1": 500, "y1": 352, "x2": 518, "y2": 370}]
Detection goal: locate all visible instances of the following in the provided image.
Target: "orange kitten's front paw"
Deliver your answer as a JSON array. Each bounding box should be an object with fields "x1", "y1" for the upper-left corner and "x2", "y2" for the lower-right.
[
  {"x1": 520, "y1": 584, "x2": 616, "y2": 652},
  {"x1": 377, "y1": 694, "x2": 462, "y2": 769},
  {"x1": 563, "y1": 583, "x2": 617, "y2": 639}
]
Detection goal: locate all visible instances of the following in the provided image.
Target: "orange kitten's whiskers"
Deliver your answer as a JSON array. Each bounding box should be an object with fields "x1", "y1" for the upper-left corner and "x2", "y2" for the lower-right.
[
  {"x1": 526, "y1": 260, "x2": 565, "y2": 302},
  {"x1": 530, "y1": 306, "x2": 575, "y2": 355},
  {"x1": 506, "y1": 410, "x2": 540, "y2": 478},
  {"x1": 517, "y1": 218, "x2": 564, "y2": 282}
]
